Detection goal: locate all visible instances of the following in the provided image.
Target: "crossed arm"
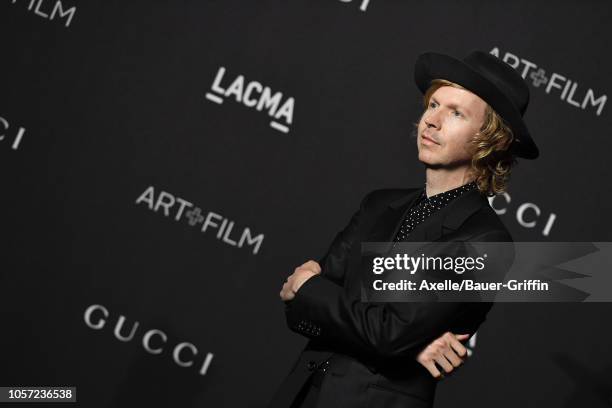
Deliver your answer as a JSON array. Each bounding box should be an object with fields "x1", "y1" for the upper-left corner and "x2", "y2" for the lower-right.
[
  {"x1": 280, "y1": 259, "x2": 470, "y2": 378},
  {"x1": 278, "y1": 192, "x2": 487, "y2": 378}
]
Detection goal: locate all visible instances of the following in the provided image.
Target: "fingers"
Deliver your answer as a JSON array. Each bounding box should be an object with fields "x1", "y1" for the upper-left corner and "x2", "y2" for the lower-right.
[
  {"x1": 421, "y1": 360, "x2": 443, "y2": 379},
  {"x1": 279, "y1": 281, "x2": 295, "y2": 301},
  {"x1": 280, "y1": 260, "x2": 321, "y2": 302},
  {"x1": 416, "y1": 332, "x2": 471, "y2": 379},
  {"x1": 449, "y1": 334, "x2": 469, "y2": 359},
  {"x1": 300, "y1": 260, "x2": 321, "y2": 274},
  {"x1": 288, "y1": 260, "x2": 321, "y2": 283},
  {"x1": 443, "y1": 348, "x2": 463, "y2": 368},
  {"x1": 433, "y1": 355, "x2": 454, "y2": 374}
]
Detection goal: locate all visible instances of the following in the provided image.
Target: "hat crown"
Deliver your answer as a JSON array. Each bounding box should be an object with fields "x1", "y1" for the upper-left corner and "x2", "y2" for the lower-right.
[
  {"x1": 464, "y1": 51, "x2": 530, "y2": 116},
  {"x1": 413, "y1": 49, "x2": 539, "y2": 159}
]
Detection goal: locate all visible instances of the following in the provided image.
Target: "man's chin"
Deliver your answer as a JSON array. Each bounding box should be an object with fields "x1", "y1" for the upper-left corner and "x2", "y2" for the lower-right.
[
  {"x1": 419, "y1": 155, "x2": 472, "y2": 171},
  {"x1": 417, "y1": 154, "x2": 445, "y2": 169}
]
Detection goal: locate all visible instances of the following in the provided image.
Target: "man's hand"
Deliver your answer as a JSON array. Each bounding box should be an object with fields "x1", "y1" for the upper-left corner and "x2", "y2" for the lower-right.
[
  {"x1": 416, "y1": 332, "x2": 470, "y2": 379},
  {"x1": 279, "y1": 260, "x2": 321, "y2": 302}
]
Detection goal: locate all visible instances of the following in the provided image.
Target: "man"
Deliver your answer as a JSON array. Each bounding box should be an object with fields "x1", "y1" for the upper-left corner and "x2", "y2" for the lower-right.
[{"x1": 269, "y1": 50, "x2": 539, "y2": 408}]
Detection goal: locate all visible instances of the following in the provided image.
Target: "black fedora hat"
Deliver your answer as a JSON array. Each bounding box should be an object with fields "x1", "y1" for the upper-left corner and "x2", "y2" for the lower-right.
[{"x1": 414, "y1": 50, "x2": 539, "y2": 159}]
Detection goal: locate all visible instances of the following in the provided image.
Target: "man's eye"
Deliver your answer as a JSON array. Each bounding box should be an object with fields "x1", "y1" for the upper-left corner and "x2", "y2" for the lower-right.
[{"x1": 453, "y1": 110, "x2": 462, "y2": 117}]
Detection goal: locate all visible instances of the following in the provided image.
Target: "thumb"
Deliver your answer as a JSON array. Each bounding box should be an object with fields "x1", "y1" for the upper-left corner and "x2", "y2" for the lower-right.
[{"x1": 455, "y1": 333, "x2": 471, "y2": 340}]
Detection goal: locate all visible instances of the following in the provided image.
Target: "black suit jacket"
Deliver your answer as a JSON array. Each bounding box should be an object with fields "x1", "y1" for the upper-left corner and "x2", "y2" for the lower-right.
[{"x1": 267, "y1": 187, "x2": 514, "y2": 408}]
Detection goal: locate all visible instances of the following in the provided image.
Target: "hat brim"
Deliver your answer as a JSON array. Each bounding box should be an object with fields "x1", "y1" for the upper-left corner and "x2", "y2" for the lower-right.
[{"x1": 414, "y1": 52, "x2": 539, "y2": 160}]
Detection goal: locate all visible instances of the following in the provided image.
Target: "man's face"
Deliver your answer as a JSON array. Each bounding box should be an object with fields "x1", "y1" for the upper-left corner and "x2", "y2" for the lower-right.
[{"x1": 417, "y1": 85, "x2": 488, "y2": 168}]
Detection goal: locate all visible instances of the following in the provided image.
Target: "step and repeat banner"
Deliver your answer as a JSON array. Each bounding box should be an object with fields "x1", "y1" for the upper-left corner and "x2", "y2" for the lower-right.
[{"x1": 1, "y1": 1, "x2": 610, "y2": 407}]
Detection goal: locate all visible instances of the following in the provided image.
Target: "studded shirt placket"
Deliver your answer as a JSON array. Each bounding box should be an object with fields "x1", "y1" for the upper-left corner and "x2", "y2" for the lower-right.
[{"x1": 392, "y1": 181, "x2": 477, "y2": 248}]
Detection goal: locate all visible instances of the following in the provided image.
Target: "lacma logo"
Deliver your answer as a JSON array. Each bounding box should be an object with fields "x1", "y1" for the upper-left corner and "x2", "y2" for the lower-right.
[
  {"x1": 490, "y1": 47, "x2": 607, "y2": 116},
  {"x1": 206, "y1": 66, "x2": 295, "y2": 133},
  {"x1": 135, "y1": 186, "x2": 264, "y2": 254}
]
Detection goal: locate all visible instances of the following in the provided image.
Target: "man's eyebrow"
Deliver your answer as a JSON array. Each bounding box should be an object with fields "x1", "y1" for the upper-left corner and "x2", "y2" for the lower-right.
[{"x1": 431, "y1": 97, "x2": 472, "y2": 116}]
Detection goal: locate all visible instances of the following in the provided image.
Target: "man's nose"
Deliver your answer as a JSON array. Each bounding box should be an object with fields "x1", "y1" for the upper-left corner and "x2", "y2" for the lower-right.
[{"x1": 425, "y1": 112, "x2": 441, "y2": 129}]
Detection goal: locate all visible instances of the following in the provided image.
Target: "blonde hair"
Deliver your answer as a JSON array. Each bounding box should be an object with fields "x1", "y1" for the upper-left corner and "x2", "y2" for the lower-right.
[{"x1": 420, "y1": 79, "x2": 517, "y2": 196}]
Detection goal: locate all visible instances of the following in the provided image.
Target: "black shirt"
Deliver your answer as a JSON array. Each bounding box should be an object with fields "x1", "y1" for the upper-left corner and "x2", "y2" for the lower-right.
[{"x1": 393, "y1": 180, "x2": 478, "y2": 242}]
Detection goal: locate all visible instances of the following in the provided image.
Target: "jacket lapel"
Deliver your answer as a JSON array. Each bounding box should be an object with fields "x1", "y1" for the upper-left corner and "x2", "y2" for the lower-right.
[
  {"x1": 363, "y1": 189, "x2": 422, "y2": 244},
  {"x1": 365, "y1": 187, "x2": 488, "y2": 247}
]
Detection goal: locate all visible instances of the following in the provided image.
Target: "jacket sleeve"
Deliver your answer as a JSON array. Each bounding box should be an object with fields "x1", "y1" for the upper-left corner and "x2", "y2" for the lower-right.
[
  {"x1": 315, "y1": 191, "x2": 374, "y2": 286},
  {"x1": 285, "y1": 228, "x2": 513, "y2": 360}
]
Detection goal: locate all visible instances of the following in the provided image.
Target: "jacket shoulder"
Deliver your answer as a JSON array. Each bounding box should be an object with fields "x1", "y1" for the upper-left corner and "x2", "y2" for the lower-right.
[
  {"x1": 361, "y1": 188, "x2": 419, "y2": 209},
  {"x1": 459, "y1": 202, "x2": 514, "y2": 242}
]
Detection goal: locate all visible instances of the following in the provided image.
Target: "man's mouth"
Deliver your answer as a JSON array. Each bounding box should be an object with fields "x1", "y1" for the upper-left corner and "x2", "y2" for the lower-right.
[{"x1": 421, "y1": 133, "x2": 440, "y2": 145}]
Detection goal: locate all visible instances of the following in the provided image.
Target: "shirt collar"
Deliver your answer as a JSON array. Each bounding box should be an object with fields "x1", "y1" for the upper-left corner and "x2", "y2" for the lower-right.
[{"x1": 419, "y1": 180, "x2": 478, "y2": 206}]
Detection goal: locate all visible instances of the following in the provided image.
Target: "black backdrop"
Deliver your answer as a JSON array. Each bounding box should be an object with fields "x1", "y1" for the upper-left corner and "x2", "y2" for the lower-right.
[{"x1": 1, "y1": 1, "x2": 611, "y2": 407}]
